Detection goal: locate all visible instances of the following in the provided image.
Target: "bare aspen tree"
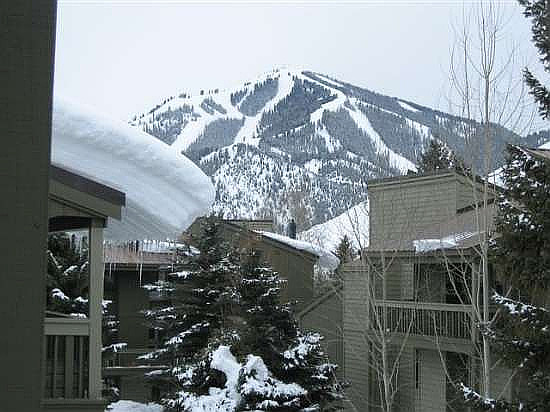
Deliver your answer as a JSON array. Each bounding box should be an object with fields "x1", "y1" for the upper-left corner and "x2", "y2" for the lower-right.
[{"x1": 445, "y1": 1, "x2": 533, "y2": 400}]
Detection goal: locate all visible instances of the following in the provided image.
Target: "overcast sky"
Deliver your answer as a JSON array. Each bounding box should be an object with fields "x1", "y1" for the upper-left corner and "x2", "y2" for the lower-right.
[{"x1": 54, "y1": 1, "x2": 536, "y2": 121}]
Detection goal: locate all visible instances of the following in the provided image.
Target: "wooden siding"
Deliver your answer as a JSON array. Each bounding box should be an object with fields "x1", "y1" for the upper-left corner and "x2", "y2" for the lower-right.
[
  {"x1": 369, "y1": 175, "x2": 459, "y2": 250},
  {"x1": 116, "y1": 270, "x2": 154, "y2": 349},
  {"x1": 343, "y1": 262, "x2": 368, "y2": 332},
  {"x1": 396, "y1": 347, "x2": 416, "y2": 412},
  {"x1": 343, "y1": 330, "x2": 370, "y2": 411},
  {"x1": 418, "y1": 349, "x2": 446, "y2": 412},
  {"x1": 300, "y1": 289, "x2": 344, "y2": 379},
  {"x1": 2, "y1": 3, "x2": 56, "y2": 406}
]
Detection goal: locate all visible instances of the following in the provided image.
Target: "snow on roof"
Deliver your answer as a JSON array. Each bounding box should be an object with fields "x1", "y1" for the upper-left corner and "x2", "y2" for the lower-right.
[
  {"x1": 413, "y1": 232, "x2": 477, "y2": 253},
  {"x1": 52, "y1": 96, "x2": 214, "y2": 241},
  {"x1": 259, "y1": 231, "x2": 340, "y2": 271}
]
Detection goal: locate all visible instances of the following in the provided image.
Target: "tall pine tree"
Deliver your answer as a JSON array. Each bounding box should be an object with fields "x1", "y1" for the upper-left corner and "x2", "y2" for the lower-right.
[
  {"x1": 232, "y1": 251, "x2": 342, "y2": 411},
  {"x1": 141, "y1": 216, "x2": 240, "y2": 408},
  {"x1": 519, "y1": 0, "x2": 550, "y2": 120},
  {"x1": 462, "y1": 145, "x2": 550, "y2": 411},
  {"x1": 493, "y1": 145, "x2": 550, "y2": 299},
  {"x1": 334, "y1": 235, "x2": 354, "y2": 266},
  {"x1": 462, "y1": 3, "x2": 550, "y2": 405},
  {"x1": 151, "y1": 247, "x2": 343, "y2": 411}
]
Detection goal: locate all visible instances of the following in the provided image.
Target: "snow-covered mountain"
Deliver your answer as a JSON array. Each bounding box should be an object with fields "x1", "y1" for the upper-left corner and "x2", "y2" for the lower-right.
[{"x1": 131, "y1": 68, "x2": 546, "y2": 230}]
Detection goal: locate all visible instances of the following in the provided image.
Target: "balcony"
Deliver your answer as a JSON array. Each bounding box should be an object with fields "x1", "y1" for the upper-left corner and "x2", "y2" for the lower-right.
[
  {"x1": 43, "y1": 317, "x2": 90, "y2": 399},
  {"x1": 42, "y1": 316, "x2": 107, "y2": 412},
  {"x1": 103, "y1": 348, "x2": 165, "y2": 378},
  {"x1": 373, "y1": 301, "x2": 475, "y2": 340}
]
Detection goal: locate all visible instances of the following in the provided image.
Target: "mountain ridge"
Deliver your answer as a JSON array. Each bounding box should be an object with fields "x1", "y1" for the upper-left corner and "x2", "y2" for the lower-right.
[{"x1": 130, "y1": 68, "x2": 546, "y2": 231}]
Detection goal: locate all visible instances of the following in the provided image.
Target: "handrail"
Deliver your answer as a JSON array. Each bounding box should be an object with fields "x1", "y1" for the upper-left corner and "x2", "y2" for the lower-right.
[
  {"x1": 372, "y1": 301, "x2": 475, "y2": 340},
  {"x1": 44, "y1": 317, "x2": 90, "y2": 336},
  {"x1": 374, "y1": 300, "x2": 474, "y2": 313}
]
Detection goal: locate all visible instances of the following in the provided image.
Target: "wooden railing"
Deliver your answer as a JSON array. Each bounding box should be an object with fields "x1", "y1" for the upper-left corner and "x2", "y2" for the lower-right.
[
  {"x1": 103, "y1": 348, "x2": 150, "y2": 368},
  {"x1": 43, "y1": 317, "x2": 90, "y2": 399},
  {"x1": 103, "y1": 242, "x2": 175, "y2": 264},
  {"x1": 373, "y1": 301, "x2": 474, "y2": 340}
]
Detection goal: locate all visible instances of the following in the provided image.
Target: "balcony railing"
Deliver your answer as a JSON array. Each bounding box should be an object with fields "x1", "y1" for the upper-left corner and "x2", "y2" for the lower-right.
[
  {"x1": 103, "y1": 348, "x2": 150, "y2": 368},
  {"x1": 373, "y1": 301, "x2": 475, "y2": 340},
  {"x1": 43, "y1": 317, "x2": 90, "y2": 399}
]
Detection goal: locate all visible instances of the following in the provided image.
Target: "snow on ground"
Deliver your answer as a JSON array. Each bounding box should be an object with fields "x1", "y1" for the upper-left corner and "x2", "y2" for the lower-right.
[
  {"x1": 347, "y1": 100, "x2": 417, "y2": 173},
  {"x1": 397, "y1": 100, "x2": 421, "y2": 113},
  {"x1": 52, "y1": 96, "x2": 215, "y2": 241},
  {"x1": 404, "y1": 117, "x2": 432, "y2": 141},
  {"x1": 106, "y1": 400, "x2": 163, "y2": 412},
  {"x1": 259, "y1": 231, "x2": 340, "y2": 271},
  {"x1": 309, "y1": 89, "x2": 346, "y2": 124},
  {"x1": 313, "y1": 73, "x2": 346, "y2": 89},
  {"x1": 316, "y1": 126, "x2": 342, "y2": 153},
  {"x1": 299, "y1": 200, "x2": 369, "y2": 252},
  {"x1": 304, "y1": 158, "x2": 323, "y2": 174},
  {"x1": 233, "y1": 70, "x2": 294, "y2": 147}
]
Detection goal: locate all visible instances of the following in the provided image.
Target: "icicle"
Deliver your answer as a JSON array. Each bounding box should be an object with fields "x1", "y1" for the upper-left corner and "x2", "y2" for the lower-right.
[{"x1": 138, "y1": 240, "x2": 143, "y2": 286}]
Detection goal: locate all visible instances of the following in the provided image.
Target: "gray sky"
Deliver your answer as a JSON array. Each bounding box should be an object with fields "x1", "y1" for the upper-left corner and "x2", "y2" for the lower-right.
[{"x1": 54, "y1": 1, "x2": 536, "y2": 121}]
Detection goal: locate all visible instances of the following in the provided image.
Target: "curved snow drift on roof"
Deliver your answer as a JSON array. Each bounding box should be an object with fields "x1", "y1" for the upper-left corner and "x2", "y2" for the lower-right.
[{"x1": 52, "y1": 97, "x2": 215, "y2": 241}]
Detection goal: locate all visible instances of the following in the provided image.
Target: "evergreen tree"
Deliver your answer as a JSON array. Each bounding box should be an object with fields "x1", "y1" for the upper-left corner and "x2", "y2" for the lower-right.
[
  {"x1": 141, "y1": 216, "x2": 240, "y2": 407},
  {"x1": 417, "y1": 139, "x2": 465, "y2": 174},
  {"x1": 153, "y1": 248, "x2": 342, "y2": 411},
  {"x1": 46, "y1": 232, "x2": 89, "y2": 315},
  {"x1": 462, "y1": 294, "x2": 550, "y2": 412},
  {"x1": 519, "y1": 0, "x2": 550, "y2": 120},
  {"x1": 463, "y1": 146, "x2": 550, "y2": 411},
  {"x1": 493, "y1": 145, "x2": 550, "y2": 298},
  {"x1": 334, "y1": 235, "x2": 353, "y2": 266},
  {"x1": 462, "y1": 2, "x2": 550, "y2": 403},
  {"x1": 234, "y1": 251, "x2": 342, "y2": 411}
]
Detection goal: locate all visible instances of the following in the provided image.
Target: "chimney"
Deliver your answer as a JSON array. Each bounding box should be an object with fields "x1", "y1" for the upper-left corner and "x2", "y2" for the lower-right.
[{"x1": 288, "y1": 218, "x2": 297, "y2": 239}]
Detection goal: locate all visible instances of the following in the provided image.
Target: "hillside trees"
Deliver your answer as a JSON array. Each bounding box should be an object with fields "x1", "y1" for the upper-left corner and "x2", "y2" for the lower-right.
[{"x1": 417, "y1": 139, "x2": 465, "y2": 174}]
